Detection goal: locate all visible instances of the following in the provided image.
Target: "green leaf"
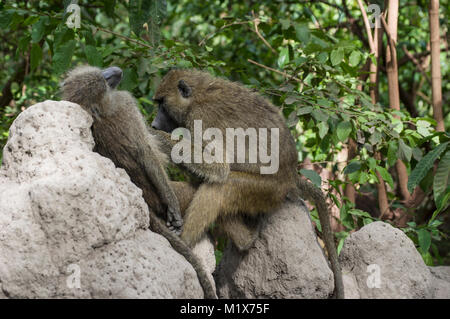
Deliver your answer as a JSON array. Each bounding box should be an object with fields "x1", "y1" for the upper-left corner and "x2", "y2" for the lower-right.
[
  {"x1": 30, "y1": 43, "x2": 42, "y2": 71},
  {"x1": 120, "y1": 68, "x2": 139, "y2": 91},
  {"x1": 284, "y1": 96, "x2": 297, "y2": 105},
  {"x1": 418, "y1": 229, "x2": 431, "y2": 253},
  {"x1": 416, "y1": 120, "x2": 431, "y2": 128},
  {"x1": 300, "y1": 169, "x2": 322, "y2": 188},
  {"x1": 318, "y1": 121, "x2": 329, "y2": 139},
  {"x1": 433, "y1": 150, "x2": 450, "y2": 208},
  {"x1": 31, "y1": 16, "x2": 49, "y2": 43},
  {"x1": 286, "y1": 111, "x2": 298, "y2": 127},
  {"x1": 348, "y1": 209, "x2": 372, "y2": 218},
  {"x1": 408, "y1": 142, "x2": 449, "y2": 193},
  {"x1": 369, "y1": 131, "x2": 382, "y2": 145},
  {"x1": 0, "y1": 10, "x2": 14, "y2": 29},
  {"x1": 330, "y1": 48, "x2": 344, "y2": 66},
  {"x1": 278, "y1": 47, "x2": 289, "y2": 68},
  {"x1": 392, "y1": 118, "x2": 403, "y2": 134},
  {"x1": 280, "y1": 18, "x2": 291, "y2": 30},
  {"x1": 421, "y1": 251, "x2": 434, "y2": 266},
  {"x1": 23, "y1": 15, "x2": 39, "y2": 26},
  {"x1": 54, "y1": 27, "x2": 75, "y2": 49},
  {"x1": 417, "y1": 125, "x2": 431, "y2": 137},
  {"x1": 317, "y1": 52, "x2": 328, "y2": 64},
  {"x1": 387, "y1": 141, "x2": 398, "y2": 166},
  {"x1": 295, "y1": 24, "x2": 310, "y2": 44},
  {"x1": 337, "y1": 237, "x2": 345, "y2": 255},
  {"x1": 430, "y1": 191, "x2": 450, "y2": 224},
  {"x1": 412, "y1": 147, "x2": 423, "y2": 161},
  {"x1": 398, "y1": 139, "x2": 412, "y2": 162},
  {"x1": 343, "y1": 161, "x2": 361, "y2": 175},
  {"x1": 336, "y1": 121, "x2": 352, "y2": 142},
  {"x1": 349, "y1": 51, "x2": 361, "y2": 67},
  {"x1": 376, "y1": 166, "x2": 394, "y2": 189},
  {"x1": 312, "y1": 108, "x2": 329, "y2": 122},
  {"x1": 52, "y1": 40, "x2": 76, "y2": 75},
  {"x1": 84, "y1": 45, "x2": 103, "y2": 67},
  {"x1": 297, "y1": 106, "x2": 313, "y2": 115}
]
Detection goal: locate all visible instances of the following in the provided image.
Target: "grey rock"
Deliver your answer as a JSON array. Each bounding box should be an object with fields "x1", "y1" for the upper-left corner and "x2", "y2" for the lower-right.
[
  {"x1": 339, "y1": 221, "x2": 433, "y2": 299},
  {"x1": 429, "y1": 266, "x2": 450, "y2": 299},
  {"x1": 216, "y1": 200, "x2": 334, "y2": 299},
  {"x1": 0, "y1": 100, "x2": 204, "y2": 298}
]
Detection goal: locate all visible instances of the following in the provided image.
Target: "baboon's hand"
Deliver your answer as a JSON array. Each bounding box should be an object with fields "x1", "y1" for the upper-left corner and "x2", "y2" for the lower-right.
[
  {"x1": 101, "y1": 66, "x2": 123, "y2": 89},
  {"x1": 166, "y1": 205, "x2": 183, "y2": 235}
]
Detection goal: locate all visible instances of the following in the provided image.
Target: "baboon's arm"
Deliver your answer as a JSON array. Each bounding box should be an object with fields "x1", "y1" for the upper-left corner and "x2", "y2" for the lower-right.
[
  {"x1": 150, "y1": 128, "x2": 230, "y2": 183},
  {"x1": 138, "y1": 143, "x2": 183, "y2": 233}
]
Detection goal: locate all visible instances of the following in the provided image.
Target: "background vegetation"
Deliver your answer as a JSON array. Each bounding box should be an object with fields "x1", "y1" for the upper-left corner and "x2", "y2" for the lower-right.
[{"x1": 0, "y1": 0, "x2": 448, "y2": 265}]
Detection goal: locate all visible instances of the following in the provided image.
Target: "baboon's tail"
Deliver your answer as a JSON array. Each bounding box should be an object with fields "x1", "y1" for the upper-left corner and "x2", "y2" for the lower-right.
[
  {"x1": 149, "y1": 211, "x2": 218, "y2": 299},
  {"x1": 296, "y1": 176, "x2": 345, "y2": 299}
]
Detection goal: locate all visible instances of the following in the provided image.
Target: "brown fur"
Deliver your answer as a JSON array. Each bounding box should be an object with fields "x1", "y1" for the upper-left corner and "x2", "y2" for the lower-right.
[
  {"x1": 152, "y1": 69, "x2": 344, "y2": 298},
  {"x1": 61, "y1": 66, "x2": 217, "y2": 299}
]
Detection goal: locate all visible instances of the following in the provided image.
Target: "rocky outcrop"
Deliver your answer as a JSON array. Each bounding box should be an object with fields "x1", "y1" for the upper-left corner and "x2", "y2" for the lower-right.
[
  {"x1": 215, "y1": 200, "x2": 335, "y2": 299},
  {"x1": 339, "y1": 221, "x2": 433, "y2": 299},
  {"x1": 0, "y1": 100, "x2": 205, "y2": 298},
  {"x1": 429, "y1": 266, "x2": 450, "y2": 298}
]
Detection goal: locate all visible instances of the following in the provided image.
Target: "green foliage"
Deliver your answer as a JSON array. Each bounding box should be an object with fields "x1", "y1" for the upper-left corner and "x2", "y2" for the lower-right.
[
  {"x1": 0, "y1": 0, "x2": 448, "y2": 264},
  {"x1": 129, "y1": 0, "x2": 167, "y2": 45},
  {"x1": 408, "y1": 142, "x2": 449, "y2": 193},
  {"x1": 299, "y1": 169, "x2": 321, "y2": 188}
]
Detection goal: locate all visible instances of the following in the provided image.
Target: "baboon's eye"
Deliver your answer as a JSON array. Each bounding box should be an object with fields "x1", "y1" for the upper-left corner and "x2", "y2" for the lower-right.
[{"x1": 177, "y1": 80, "x2": 192, "y2": 98}]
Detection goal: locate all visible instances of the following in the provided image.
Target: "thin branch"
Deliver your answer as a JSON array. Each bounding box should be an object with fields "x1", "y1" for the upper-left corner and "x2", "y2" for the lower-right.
[
  {"x1": 402, "y1": 45, "x2": 431, "y2": 83},
  {"x1": 252, "y1": 12, "x2": 277, "y2": 54},
  {"x1": 95, "y1": 26, "x2": 153, "y2": 49},
  {"x1": 417, "y1": 91, "x2": 432, "y2": 105},
  {"x1": 247, "y1": 59, "x2": 307, "y2": 85},
  {"x1": 356, "y1": 0, "x2": 375, "y2": 53},
  {"x1": 380, "y1": 15, "x2": 397, "y2": 63},
  {"x1": 199, "y1": 21, "x2": 249, "y2": 46}
]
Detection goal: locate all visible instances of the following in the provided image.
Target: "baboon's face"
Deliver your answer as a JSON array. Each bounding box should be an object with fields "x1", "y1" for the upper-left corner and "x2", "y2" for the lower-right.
[
  {"x1": 152, "y1": 71, "x2": 194, "y2": 132},
  {"x1": 101, "y1": 66, "x2": 122, "y2": 89}
]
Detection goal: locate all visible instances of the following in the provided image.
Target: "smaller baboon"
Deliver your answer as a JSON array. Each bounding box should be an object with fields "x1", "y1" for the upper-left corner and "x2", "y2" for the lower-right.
[
  {"x1": 151, "y1": 69, "x2": 344, "y2": 298},
  {"x1": 61, "y1": 66, "x2": 216, "y2": 299}
]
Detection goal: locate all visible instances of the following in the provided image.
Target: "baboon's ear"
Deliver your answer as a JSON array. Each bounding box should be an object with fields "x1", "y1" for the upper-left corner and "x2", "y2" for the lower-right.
[{"x1": 177, "y1": 80, "x2": 192, "y2": 98}]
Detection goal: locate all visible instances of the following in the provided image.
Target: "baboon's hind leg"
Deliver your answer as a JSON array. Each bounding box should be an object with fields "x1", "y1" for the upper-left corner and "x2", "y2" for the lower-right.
[
  {"x1": 181, "y1": 172, "x2": 284, "y2": 247},
  {"x1": 218, "y1": 215, "x2": 261, "y2": 251}
]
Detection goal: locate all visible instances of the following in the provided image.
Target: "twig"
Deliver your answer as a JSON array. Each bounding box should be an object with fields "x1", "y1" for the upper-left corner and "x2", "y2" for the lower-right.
[
  {"x1": 402, "y1": 45, "x2": 431, "y2": 83},
  {"x1": 356, "y1": 0, "x2": 375, "y2": 54},
  {"x1": 199, "y1": 21, "x2": 249, "y2": 46},
  {"x1": 380, "y1": 15, "x2": 397, "y2": 62},
  {"x1": 417, "y1": 91, "x2": 432, "y2": 105},
  {"x1": 95, "y1": 26, "x2": 153, "y2": 49},
  {"x1": 247, "y1": 59, "x2": 307, "y2": 85},
  {"x1": 251, "y1": 12, "x2": 277, "y2": 54}
]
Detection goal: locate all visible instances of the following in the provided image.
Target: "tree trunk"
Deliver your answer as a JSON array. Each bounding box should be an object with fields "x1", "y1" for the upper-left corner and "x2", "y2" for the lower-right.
[
  {"x1": 382, "y1": 1, "x2": 413, "y2": 226},
  {"x1": 384, "y1": 0, "x2": 400, "y2": 111},
  {"x1": 429, "y1": 0, "x2": 445, "y2": 132}
]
